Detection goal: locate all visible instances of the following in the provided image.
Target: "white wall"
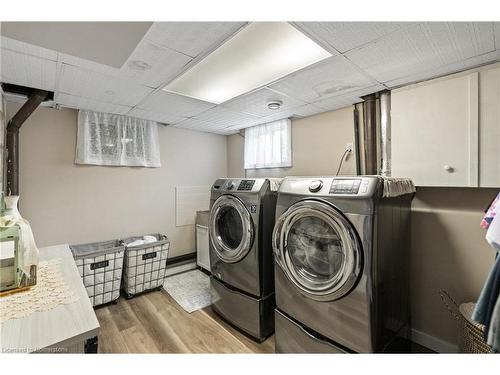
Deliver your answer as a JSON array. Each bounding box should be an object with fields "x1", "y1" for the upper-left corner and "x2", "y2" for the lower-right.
[{"x1": 7, "y1": 103, "x2": 227, "y2": 257}]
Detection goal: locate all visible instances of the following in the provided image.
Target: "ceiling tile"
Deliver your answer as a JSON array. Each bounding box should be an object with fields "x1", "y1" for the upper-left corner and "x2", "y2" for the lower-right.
[
  {"x1": 172, "y1": 120, "x2": 237, "y2": 135},
  {"x1": 385, "y1": 49, "x2": 500, "y2": 88},
  {"x1": 345, "y1": 22, "x2": 496, "y2": 84},
  {"x1": 1, "y1": 36, "x2": 58, "y2": 61},
  {"x1": 312, "y1": 94, "x2": 361, "y2": 112},
  {"x1": 257, "y1": 104, "x2": 324, "y2": 122},
  {"x1": 127, "y1": 108, "x2": 187, "y2": 125},
  {"x1": 61, "y1": 39, "x2": 192, "y2": 89},
  {"x1": 193, "y1": 106, "x2": 261, "y2": 125},
  {"x1": 120, "y1": 39, "x2": 192, "y2": 88},
  {"x1": 1, "y1": 22, "x2": 152, "y2": 68},
  {"x1": 136, "y1": 90, "x2": 215, "y2": 119},
  {"x1": 293, "y1": 22, "x2": 411, "y2": 53},
  {"x1": 311, "y1": 84, "x2": 384, "y2": 111},
  {"x1": 58, "y1": 63, "x2": 153, "y2": 107},
  {"x1": 494, "y1": 22, "x2": 500, "y2": 50},
  {"x1": 56, "y1": 92, "x2": 132, "y2": 115},
  {"x1": 175, "y1": 106, "x2": 262, "y2": 132},
  {"x1": 291, "y1": 103, "x2": 329, "y2": 118},
  {"x1": 60, "y1": 52, "x2": 117, "y2": 76},
  {"x1": 269, "y1": 55, "x2": 379, "y2": 103},
  {"x1": 218, "y1": 129, "x2": 240, "y2": 135},
  {"x1": 145, "y1": 22, "x2": 246, "y2": 58},
  {"x1": 426, "y1": 22, "x2": 494, "y2": 61},
  {"x1": 222, "y1": 87, "x2": 307, "y2": 117},
  {"x1": 0, "y1": 49, "x2": 57, "y2": 91},
  {"x1": 224, "y1": 103, "x2": 328, "y2": 133},
  {"x1": 174, "y1": 118, "x2": 227, "y2": 131}
]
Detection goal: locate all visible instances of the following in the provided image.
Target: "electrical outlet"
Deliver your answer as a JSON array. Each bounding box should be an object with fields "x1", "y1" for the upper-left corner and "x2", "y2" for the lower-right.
[{"x1": 346, "y1": 143, "x2": 353, "y2": 152}]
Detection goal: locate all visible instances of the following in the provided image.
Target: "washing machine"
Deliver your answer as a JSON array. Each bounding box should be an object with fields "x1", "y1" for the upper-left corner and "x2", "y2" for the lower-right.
[
  {"x1": 209, "y1": 178, "x2": 277, "y2": 341},
  {"x1": 272, "y1": 176, "x2": 413, "y2": 353}
]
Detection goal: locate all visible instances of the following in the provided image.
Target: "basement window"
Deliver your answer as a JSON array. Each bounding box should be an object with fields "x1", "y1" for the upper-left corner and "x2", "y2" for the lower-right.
[
  {"x1": 75, "y1": 110, "x2": 161, "y2": 167},
  {"x1": 244, "y1": 119, "x2": 292, "y2": 169}
]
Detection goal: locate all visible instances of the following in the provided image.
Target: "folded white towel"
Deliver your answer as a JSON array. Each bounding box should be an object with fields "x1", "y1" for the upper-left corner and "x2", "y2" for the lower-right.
[
  {"x1": 127, "y1": 239, "x2": 145, "y2": 247},
  {"x1": 143, "y1": 235, "x2": 157, "y2": 244},
  {"x1": 267, "y1": 178, "x2": 284, "y2": 192},
  {"x1": 382, "y1": 177, "x2": 416, "y2": 197}
]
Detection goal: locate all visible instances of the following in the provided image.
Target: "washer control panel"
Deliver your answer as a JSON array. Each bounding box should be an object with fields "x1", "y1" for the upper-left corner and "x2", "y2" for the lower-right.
[
  {"x1": 309, "y1": 179, "x2": 323, "y2": 192},
  {"x1": 212, "y1": 178, "x2": 266, "y2": 193},
  {"x1": 237, "y1": 180, "x2": 256, "y2": 191},
  {"x1": 329, "y1": 178, "x2": 363, "y2": 195}
]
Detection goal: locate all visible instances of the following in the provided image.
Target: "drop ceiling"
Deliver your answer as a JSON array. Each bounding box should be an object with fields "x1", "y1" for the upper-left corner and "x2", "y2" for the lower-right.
[
  {"x1": 1, "y1": 21, "x2": 499, "y2": 135},
  {"x1": 1, "y1": 22, "x2": 153, "y2": 68}
]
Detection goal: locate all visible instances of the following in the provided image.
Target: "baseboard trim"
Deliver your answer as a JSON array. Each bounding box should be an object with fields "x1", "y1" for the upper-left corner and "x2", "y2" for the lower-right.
[
  {"x1": 168, "y1": 252, "x2": 196, "y2": 265},
  {"x1": 165, "y1": 261, "x2": 197, "y2": 277},
  {"x1": 411, "y1": 328, "x2": 458, "y2": 353}
]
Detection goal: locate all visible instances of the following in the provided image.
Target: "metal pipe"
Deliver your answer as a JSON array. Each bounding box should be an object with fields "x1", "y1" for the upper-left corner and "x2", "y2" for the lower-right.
[
  {"x1": 5, "y1": 130, "x2": 19, "y2": 196},
  {"x1": 353, "y1": 105, "x2": 361, "y2": 176},
  {"x1": 380, "y1": 91, "x2": 391, "y2": 177},
  {"x1": 362, "y1": 93, "x2": 378, "y2": 175},
  {"x1": 6, "y1": 89, "x2": 49, "y2": 195}
]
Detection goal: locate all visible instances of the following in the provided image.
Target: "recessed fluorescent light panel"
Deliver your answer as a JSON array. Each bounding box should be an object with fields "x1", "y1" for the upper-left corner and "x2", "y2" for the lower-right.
[{"x1": 163, "y1": 22, "x2": 332, "y2": 104}]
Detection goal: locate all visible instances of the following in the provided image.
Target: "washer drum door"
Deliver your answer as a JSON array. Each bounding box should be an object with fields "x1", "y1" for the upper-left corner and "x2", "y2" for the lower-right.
[
  {"x1": 273, "y1": 199, "x2": 363, "y2": 302},
  {"x1": 209, "y1": 195, "x2": 254, "y2": 264}
]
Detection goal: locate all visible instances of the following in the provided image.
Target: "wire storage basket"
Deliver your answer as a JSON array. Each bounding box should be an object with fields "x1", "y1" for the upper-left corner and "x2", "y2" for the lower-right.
[
  {"x1": 121, "y1": 233, "x2": 170, "y2": 298},
  {"x1": 70, "y1": 239, "x2": 125, "y2": 307},
  {"x1": 440, "y1": 289, "x2": 492, "y2": 353}
]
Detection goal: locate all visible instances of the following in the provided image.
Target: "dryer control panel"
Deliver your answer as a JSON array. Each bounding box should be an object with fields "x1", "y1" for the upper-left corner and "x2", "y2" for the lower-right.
[
  {"x1": 329, "y1": 178, "x2": 363, "y2": 194},
  {"x1": 278, "y1": 176, "x2": 380, "y2": 198}
]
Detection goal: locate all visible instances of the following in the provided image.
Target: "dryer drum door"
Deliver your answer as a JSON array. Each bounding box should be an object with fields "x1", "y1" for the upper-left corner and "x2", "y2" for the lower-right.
[
  {"x1": 273, "y1": 200, "x2": 362, "y2": 301},
  {"x1": 210, "y1": 195, "x2": 254, "y2": 263}
]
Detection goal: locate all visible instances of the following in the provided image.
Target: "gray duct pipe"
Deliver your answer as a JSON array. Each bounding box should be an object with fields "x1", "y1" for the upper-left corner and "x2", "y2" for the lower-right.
[
  {"x1": 6, "y1": 89, "x2": 49, "y2": 195},
  {"x1": 362, "y1": 93, "x2": 378, "y2": 175},
  {"x1": 379, "y1": 91, "x2": 391, "y2": 177},
  {"x1": 354, "y1": 90, "x2": 391, "y2": 176}
]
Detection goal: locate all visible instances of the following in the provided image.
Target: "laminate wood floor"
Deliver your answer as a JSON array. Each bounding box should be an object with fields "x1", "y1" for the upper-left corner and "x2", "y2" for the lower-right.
[{"x1": 94, "y1": 290, "x2": 275, "y2": 353}]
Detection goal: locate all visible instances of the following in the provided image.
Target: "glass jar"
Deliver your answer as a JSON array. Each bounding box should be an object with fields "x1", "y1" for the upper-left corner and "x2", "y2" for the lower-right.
[{"x1": 0, "y1": 193, "x2": 22, "y2": 293}]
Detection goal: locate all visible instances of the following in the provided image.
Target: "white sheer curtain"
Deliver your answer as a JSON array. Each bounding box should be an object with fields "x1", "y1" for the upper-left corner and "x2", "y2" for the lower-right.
[
  {"x1": 244, "y1": 119, "x2": 292, "y2": 169},
  {"x1": 76, "y1": 110, "x2": 161, "y2": 167}
]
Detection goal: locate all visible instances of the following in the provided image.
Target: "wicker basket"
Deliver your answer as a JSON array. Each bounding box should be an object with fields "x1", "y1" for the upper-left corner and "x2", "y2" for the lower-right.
[{"x1": 440, "y1": 290, "x2": 492, "y2": 353}]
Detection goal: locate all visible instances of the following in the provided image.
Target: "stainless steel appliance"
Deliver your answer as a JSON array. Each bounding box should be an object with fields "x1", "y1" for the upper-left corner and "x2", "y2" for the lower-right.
[
  {"x1": 196, "y1": 210, "x2": 210, "y2": 272},
  {"x1": 273, "y1": 176, "x2": 413, "y2": 353},
  {"x1": 209, "y1": 178, "x2": 277, "y2": 341}
]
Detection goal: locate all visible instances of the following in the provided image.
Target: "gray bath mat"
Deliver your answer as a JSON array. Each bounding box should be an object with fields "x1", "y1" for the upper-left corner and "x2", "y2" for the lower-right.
[{"x1": 163, "y1": 270, "x2": 211, "y2": 313}]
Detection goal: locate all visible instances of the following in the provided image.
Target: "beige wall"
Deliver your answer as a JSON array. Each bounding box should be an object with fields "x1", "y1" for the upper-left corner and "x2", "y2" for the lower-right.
[
  {"x1": 411, "y1": 187, "x2": 495, "y2": 347},
  {"x1": 226, "y1": 105, "x2": 496, "y2": 351},
  {"x1": 227, "y1": 107, "x2": 357, "y2": 178},
  {"x1": 7, "y1": 103, "x2": 227, "y2": 257},
  {"x1": 8, "y1": 97, "x2": 496, "y2": 350}
]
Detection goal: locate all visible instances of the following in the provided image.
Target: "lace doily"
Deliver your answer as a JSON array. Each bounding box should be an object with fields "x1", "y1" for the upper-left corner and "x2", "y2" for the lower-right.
[{"x1": 0, "y1": 258, "x2": 79, "y2": 324}]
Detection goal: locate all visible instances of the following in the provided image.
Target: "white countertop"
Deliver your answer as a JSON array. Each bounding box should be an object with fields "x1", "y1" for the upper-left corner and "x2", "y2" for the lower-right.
[{"x1": 1, "y1": 244, "x2": 100, "y2": 353}]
